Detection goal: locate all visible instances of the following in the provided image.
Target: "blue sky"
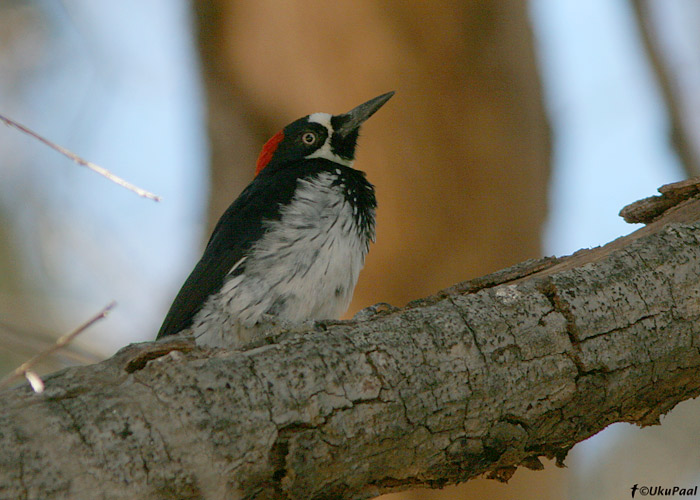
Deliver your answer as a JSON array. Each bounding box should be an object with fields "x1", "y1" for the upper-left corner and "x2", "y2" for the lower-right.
[
  {"x1": 531, "y1": 0, "x2": 684, "y2": 256},
  {"x1": 0, "y1": 0, "x2": 206, "y2": 351}
]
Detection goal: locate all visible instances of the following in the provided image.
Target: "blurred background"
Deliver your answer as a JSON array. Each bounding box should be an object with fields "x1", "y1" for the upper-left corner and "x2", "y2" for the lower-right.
[{"x1": 1, "y1": 0, "x2": 698, "y2": 498}]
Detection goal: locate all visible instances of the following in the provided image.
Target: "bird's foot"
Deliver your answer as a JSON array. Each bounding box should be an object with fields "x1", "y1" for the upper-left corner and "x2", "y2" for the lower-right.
[
  {"x1": 352, "y1": 302, "x2": 398, "y2": 322},
  {"x1": 242, "y1": 315, "x2": 323, "y2": 349}
]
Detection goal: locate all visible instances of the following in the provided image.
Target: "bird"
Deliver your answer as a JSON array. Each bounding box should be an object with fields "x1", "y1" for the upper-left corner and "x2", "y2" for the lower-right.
[{"x1": 157, "y1": 91, "x2": 394, "y2": 347}]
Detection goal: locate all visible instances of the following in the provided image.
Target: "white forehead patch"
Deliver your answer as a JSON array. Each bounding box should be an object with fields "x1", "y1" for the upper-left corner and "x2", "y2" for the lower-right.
[
  {"x1": 308, "y1": 112, "x2": 333, "y2": 132},
  {"x1": 306, "y1": 112, "x2": 353, "y2": 167}
]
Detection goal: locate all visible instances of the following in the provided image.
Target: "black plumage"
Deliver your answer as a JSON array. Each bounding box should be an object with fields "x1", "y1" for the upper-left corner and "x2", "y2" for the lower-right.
[
  {"x1": 156, "y1": 92, "x2": 392, "y2": 343},
  {"x1": 157, "y1": 158, "x2": 376, "y2": 339}
]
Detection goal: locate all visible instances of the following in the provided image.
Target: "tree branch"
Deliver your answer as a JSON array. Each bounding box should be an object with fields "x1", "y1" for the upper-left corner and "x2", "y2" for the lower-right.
[
  {"x1": 0, "y1": 114, "x2": 162, "y2": 201},
  {"x1": 0, "y1": 302, "x2": 115, "y2": 393},
  {"x1": 3, "y1": 181, "x2": 700, "y2": 499}
]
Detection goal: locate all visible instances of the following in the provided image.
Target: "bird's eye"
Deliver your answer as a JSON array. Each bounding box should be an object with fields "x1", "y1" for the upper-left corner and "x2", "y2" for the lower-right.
[{"x1": 302, "y1": 132, "x2": 317, "y2": 145}]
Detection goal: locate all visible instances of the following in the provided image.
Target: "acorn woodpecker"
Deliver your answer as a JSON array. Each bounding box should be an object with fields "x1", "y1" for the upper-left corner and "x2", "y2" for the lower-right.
[{"x1": 157, "y1": 91, "x2": 394, "y2": 347}]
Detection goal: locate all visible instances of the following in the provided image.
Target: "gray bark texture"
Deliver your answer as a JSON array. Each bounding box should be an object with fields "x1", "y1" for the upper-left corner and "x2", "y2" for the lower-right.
[{"x1": 3, "y1": 179, "x2": 700, "y2": 500}]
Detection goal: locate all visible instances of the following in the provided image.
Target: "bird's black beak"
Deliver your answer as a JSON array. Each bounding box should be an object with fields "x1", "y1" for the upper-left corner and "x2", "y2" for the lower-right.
[{"x1": 335, "y1": 91, "x2": 395, "y2": 138}]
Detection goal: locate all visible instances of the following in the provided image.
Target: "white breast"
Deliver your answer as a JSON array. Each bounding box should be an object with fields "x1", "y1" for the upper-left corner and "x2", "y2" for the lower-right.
[{"x1": 191, "y1": 171, "x2": 372, "y2": 347}]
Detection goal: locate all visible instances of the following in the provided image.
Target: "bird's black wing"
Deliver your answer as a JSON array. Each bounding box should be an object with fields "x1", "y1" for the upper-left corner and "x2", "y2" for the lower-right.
[{"x1": 156, "y1": 163, "x2": 316, "y2": 339}]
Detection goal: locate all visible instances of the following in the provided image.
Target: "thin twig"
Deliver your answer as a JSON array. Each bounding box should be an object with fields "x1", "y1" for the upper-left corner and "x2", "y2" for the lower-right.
[
  {"x1": 0, "y1": 302, "x2": 116, "y2": 393},
  {"x1": 0, "y1": 319, "x2": 103, "y2": 365},
  {"x1": 0, "y1": 113, "x2": 161, "y2": 201}
]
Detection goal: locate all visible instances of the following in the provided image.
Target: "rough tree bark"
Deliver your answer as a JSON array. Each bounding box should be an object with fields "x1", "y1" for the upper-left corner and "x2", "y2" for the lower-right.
[{"x1": 2, "y1": 180, "x2": 700, "y2": 500}]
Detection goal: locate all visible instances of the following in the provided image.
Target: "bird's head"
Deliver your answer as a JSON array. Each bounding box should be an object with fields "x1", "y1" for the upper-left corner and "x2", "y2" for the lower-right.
[{"x1": 255, "y1": 91, "x2": 394, "y2": 175}]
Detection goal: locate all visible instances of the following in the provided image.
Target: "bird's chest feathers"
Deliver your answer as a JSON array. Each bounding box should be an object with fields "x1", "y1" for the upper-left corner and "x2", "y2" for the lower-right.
[{"x1": 237, "y1": 171, "x2": 374, "y2": 321}]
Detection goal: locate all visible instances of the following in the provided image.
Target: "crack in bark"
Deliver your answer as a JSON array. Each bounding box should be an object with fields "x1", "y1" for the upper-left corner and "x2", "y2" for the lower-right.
[
  {"x1": 622, "y1": 248, "x2": 670, "y2": 367},
  {"x1": 364, "y1": 348, "x2": 390, "y2": 392},
  {"x1": 132, "y1": 375, "x2": 189, "y2": 434},
  {"x1": 243, "y1": 356, "x2": 277, "y2": 428},
  {"x1": 445, "y1": 296, "x2": 489, "y2": 373},
  {"x1": 576, "y1": 311, "x2": 669, "y2": 344},
  {"x1": 56, "y1": 399, "x2": 92, "y2": 450},
  {"x1": 268, "y1": 423, "x2": 314, "y2": 499},
  {"x1": 535, "y1": 277, "x2": 586, "y2": 375},
  {"x1": 17, "y1": 451, "x2": 28, "y2": 500}
]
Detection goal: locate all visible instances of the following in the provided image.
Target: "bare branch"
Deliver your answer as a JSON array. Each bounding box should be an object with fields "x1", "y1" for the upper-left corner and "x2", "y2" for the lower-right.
[
  {"x1": 2, "y1": 186, "x2": 700, "y2": 498},
  {"x1": 0, "y1": 301, "x2": 115, "y2": 392},
  {"x1": 0, "y1": 319, "x2": 103, "y2": 365},
  {"x1": 0, "y1": 114, "x2": 162, "y2": 201}
]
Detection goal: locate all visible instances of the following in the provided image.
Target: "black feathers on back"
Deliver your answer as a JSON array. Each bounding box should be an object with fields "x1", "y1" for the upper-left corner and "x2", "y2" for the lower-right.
[{"x1": 156, "y1": 158, "x2": 375, "y2": 339}]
